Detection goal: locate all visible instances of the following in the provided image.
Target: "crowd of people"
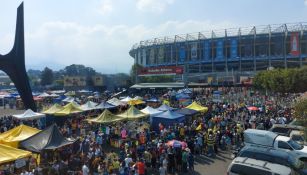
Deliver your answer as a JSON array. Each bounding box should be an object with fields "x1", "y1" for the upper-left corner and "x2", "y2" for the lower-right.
[{"x1": 0, "y1": 87, "x2": 300, "y2": 175}]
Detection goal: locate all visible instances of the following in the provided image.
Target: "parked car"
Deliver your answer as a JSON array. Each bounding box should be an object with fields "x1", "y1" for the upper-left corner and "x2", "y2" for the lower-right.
[
  {"x1": 244, "y1": 129, "x2": 307, "y2": 162},
  {"x1": 235, "y1": 146, "x2": 307, "y2": 175},
  {"x1": 227, "y1": 157, "x2": 294, "y2": 175},
  {"x1": 269, "y1": 124, "x2": 304, "y2": 136}
]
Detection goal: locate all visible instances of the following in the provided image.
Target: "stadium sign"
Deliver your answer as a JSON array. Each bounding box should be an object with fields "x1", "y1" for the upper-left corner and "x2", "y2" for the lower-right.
[{"x1": 139, "y1": 66, "x2": 183, "y2": 76}]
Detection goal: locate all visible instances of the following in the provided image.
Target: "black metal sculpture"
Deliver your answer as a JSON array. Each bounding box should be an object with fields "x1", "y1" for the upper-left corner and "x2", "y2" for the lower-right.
[{"x1": 0, "y1": 2, "x2": 36, "y2": 111}]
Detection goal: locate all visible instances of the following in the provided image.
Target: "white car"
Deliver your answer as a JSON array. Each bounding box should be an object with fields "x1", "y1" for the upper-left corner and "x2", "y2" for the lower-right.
[{"x1": 227, "y1": 157, "x2": 294, "y2": 175}]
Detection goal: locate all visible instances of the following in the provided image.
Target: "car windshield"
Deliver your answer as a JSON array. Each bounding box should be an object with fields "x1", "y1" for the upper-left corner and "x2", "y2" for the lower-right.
[{"x1": 288, "y1": 140, "x2": 303, "y2": 150}]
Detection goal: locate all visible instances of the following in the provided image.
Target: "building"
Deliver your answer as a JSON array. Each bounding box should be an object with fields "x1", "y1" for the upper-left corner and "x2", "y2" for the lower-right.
[{"x1": 129, "y1": 23, "x2": 307, "y2": 85}]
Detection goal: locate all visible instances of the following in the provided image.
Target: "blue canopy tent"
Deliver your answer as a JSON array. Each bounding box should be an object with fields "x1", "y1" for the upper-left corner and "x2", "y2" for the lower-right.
[
  {"x1": 175, "y1": 108, "x2": 198, "y2": 116},
  {"x1": 95, "y1": 101, "x2": 116, "y2": 110},
  {"x1": 157, "y1": 104, "x2": 176, "y2": 111},
  {"x1": 53, "y1": 95, "x2": 66, "y2": 104},
  {"x1": 151, "y1": 110, "x2": 185, "y2": 131}
]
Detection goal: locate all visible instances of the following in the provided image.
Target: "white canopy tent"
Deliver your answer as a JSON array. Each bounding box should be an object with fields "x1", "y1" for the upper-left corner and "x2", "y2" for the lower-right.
[
  {"x1": 140, "y1": 106, "x2": 163, "y2": 117},
  {"x1": 81, "y1": 101, "x2": 98, "y2": 111},
  {"x1": 120, "y1": 96, "x2": 132, "y2": 102},
  {"x1": 107, "y1": 98, "x2": 126, "y2": 106},
  {"x1": 12, "y1": 109, "x2": 46, "y2": 120},
  {"x1": 38, "y1": 92, "x2": 51, "y2": 98},
  {"x1": 62, "y1": 96, "x2": 75, "y2": 103}
]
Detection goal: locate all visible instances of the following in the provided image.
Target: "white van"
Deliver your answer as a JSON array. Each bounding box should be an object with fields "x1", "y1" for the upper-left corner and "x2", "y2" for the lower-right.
[{"x1": 227, "y1": 157, "x2": 294, "y2": 175}]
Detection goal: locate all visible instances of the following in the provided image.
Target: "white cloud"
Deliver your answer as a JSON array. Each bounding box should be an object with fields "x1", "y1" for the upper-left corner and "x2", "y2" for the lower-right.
[
  {"x1": 136, "y1": 0, "x2": 175, "y2": 13},
  {"x1": 305, "y1": 0, "x2": 307, "y2": 6},
  {"x1": 97, "y1": 0, "x2": 113, "y2": 15},
  {"x1": 0, "y1": 20, "x2": 236, "y2": 73}
]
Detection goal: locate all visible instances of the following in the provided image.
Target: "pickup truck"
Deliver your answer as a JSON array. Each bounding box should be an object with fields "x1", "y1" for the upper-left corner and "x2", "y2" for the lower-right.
[{"x1": 244, "y1": 129, "x2": 307, "y2": 162}]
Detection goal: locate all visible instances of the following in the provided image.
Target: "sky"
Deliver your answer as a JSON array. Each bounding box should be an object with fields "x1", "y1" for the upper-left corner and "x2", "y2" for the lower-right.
[{"x1": 0, "y1": 0, "x2": 307, "y2": 73}]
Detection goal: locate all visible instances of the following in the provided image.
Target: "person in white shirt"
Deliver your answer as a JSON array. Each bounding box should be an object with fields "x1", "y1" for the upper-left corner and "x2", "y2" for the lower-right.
[
  {"x1": 124, "y1": 155, "x2": 133, "y2": 168},
  {"x1": 82, "y1": 163, "x2": 90, "y2": 175}
]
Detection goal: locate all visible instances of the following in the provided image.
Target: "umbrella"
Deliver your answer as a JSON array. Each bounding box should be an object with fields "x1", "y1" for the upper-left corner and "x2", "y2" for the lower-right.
[
  {"x1": 247, "y1": 106, "x2": 259, "y2": 111},
  {"x1": 166, "y1": 140, "x2": 187, "y2": 149}
]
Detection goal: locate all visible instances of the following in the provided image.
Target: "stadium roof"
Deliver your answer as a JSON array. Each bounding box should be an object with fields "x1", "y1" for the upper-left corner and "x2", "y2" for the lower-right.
[{"x1": 130, "y1": 22, "x2": 307, "y2": 51}]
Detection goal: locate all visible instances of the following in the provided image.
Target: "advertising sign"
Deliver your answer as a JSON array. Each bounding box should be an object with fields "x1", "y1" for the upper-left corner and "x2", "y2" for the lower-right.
[
  {"x1": 290, "y1": 32, "x2": 300, "y2": 56},
  {"x1": 191, "y1": 43, "x2": 197, "y2": 60},
  {"x1": 149, "y1": 48, "x2": 155, "y2": 64},
  {"x1": 92, "y1": 76, "x2": 104, "y2": 86},
  {"x1": 139, "y1": 66, "x2": 184, "y2": 76},
  {"x1": 64, "y1": 76, "x2": 86, "y2": 87},
  {"x1": 179, "y1": 45, "x2": 186, "y2": 62},
  {"x1": 158, "y1": 46, "x2": 164, "y2": 63},
  {"x1": 137, "y1": 50, "x2": 141, "y2": 64},
  {"x1": 230, "y1": 39, "x2": 238, "y2": 59},
  {"x1": 216, "y1": 40, "x2": 224, "y2": 60},
  {"x1": 203, "y1": 40, "x2": 210, "y2": 60}
]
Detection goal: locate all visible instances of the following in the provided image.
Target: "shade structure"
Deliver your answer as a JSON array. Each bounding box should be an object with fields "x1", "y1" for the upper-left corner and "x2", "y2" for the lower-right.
[
  {"x1": 133, "y1": 96, "x2": 143, "y2": 100},
  {"x1": 151, "y1": 110, "x2": 185, "y2": 131},
  {"x1": 95, "y1": 101, "x2": 116, "y2": 110},
  {"x1": 175, "y1": 108, "x2": 198, "y2": 116},
  {"x1": 54, "y1": 102, "x2": 83, "y2": 116},
  {"x1": 62, "y1": 96, "x2": 75, "y2": 103},
  {"x1": 38, "y1": 92, "x2": 51, "y2": 98},
  {"x1": 20, "y1": 124, "x2": 74, "y2": 153},
  {"x1": 120, "y1": 96, "x2": 132, "y2": 102},
  {"x1": 81, "y1": 101, "x2": 98, "y2": 111},
  {"x1": 127, "y1": 99, "x2": 145, "y2": 106},
  {"x1": 87, "y1": 109, "x2": 124, "y2": 124},
  {"x1": 117, "y1": 106, "x2": 149, "y2": 120},
  {"x1": 157, "y1": 104, "x2": 176, "y2": 111},
  {"x1": 42, "y1": 104, "x2": 64, "y2": 114},
  {"x1": 0, "y1": 125, "x2": 41, "y2": 148},
  {"x1": 146, "y1": 98, "x2": 160, "y2": 103},
  {"x1": 12, "y1": 109, "x2": 46, "y2": 120},
  {"x1": 107, "y1": 98, "x2": 126, "y2": 106},
  {"x1": 140, "y1": 106, "x2": 163, "y2": 117},
  {"x1": 185, "y1": 102, "x2": 208, "y2": 112},
  {"x1": 64, "y1": 91, "x2": 75, "y2": 96},
  {"x1": 0, "y1": 144, "x2": 32, "y2": 164}
]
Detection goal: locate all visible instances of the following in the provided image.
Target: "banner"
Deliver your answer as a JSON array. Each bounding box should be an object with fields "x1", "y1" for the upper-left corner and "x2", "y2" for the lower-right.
[
  {"x1": 158, "y1": 46, "x2": 164, "y2": 63},
  {"x1": 290, "y1": 32, "x2": 299, "y2": 56},
  {"x1": 149, "y1": 48, "x2": 155, "y2": 64},
  {"x1": 92, "y1": 76, "x2": 105, "y2": 86},
  {"x1": 179, "y1": 45, "x2": 186, "y2": 62},
  {"x1": 64, "y1": 76, "x2": 86, "y2": 87},
  {"x1": 203, "y1": 40, "x2": 210, "y2": 60},
  {"x1": 142, "y1": 49, "x2": 146, "y2": 66},
  {"x1": 230, "y1": 39, "x2": 238, "y2": 59},
  {"x1": 216, "y1": 40, "x2": 224, "y2": 60},
  {"x1": 191, "y1": 43, "x2": 197, "y2": 60},
  {"x1": 139, "y1": 66, "x2": 184, "y2": 76}
]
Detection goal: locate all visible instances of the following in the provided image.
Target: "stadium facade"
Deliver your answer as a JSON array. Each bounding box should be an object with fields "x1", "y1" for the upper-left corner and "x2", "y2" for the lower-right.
[{"x1": 129, "y1": 23, "x2": 307, "y2": 85}]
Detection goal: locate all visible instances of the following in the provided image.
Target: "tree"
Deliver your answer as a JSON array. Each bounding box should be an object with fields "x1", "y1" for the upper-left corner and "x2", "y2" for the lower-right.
[
  {"x1": 40, "y1": 67, "x2": 54, "y2": 86},
  {"x1": 63, "y1": 64, "x2": 96, "y2": 76}
]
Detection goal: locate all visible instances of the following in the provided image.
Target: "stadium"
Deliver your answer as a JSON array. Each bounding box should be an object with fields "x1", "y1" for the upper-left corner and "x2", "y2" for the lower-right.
[{"x1": 129, "y1": 23, "x2": 307, "y2": 86}]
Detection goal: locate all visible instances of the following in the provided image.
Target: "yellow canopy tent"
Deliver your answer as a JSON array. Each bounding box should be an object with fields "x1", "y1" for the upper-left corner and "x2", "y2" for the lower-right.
[
  {"x1": 87, "y1": 109, "x2": 124, "y2": 124},
  {"x1": 0, "y1": 125, "x2": 41, "y2": 148},
  {"x1": 0, "y1": 144, "x2": 32, "y2": 164},
  {"x1": 127, "y1": 99, "x2": 145, "y2": 106},
  {"x1": 185, "y1": 101, "x2": 208, "y2": 112},
  {"x1": 54, "y1": 102, "x2": 83, "y2": 116},
  {"x1": 117, "y1": 106, "x2": 149, "y2": 120},
  {"x1": 42, "y1": 104, "x2": 64, "y2": 114}
]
